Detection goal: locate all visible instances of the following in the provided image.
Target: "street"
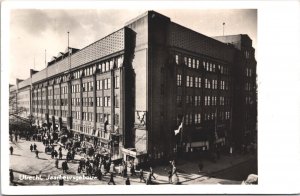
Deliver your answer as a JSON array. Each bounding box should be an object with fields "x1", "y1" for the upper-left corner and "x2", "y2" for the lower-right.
[
  {"x1": 186, "y1": 157, "x2": 257, "y2": 184},
  {"x1": 9, "y1": 138, "x2": 257, "y2": 185}
]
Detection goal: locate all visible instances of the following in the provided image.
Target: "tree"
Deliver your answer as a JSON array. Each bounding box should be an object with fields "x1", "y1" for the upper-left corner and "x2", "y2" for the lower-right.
[{"x1": 9, "y1": 93, "x2": 27, "y2": 117}]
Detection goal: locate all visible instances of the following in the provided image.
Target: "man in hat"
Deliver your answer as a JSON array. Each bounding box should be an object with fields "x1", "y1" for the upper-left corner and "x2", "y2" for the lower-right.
[
  {"x1": 30, "y1": 144, "x2": 33, "y2": 152},
  {"x1": 9, "y1": 146, "x2": 13, "y2": 155}
]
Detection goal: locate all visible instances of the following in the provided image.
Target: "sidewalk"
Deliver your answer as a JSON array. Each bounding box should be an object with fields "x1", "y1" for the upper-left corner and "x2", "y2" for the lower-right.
[{"x1": 135, "y1": 152, "x2": 256, "y2": 185}]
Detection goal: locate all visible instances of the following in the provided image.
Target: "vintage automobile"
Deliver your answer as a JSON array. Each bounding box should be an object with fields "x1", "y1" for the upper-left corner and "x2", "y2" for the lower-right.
[{"x1": 242, "y1": 174, "x2": 258, "y2": 185}]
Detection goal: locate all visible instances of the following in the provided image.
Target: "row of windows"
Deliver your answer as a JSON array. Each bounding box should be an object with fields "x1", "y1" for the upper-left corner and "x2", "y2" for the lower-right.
[
  {"x1": 177, "y1": 74, "x2": 229, "y2": 90},
  {"x1": 34, "y1": 76, "x2": 119, "y2": 96},
  {"x1": 183, "y1": 111, "x2": 230, "y2": 125},
  {"x1": 61, "y1": 86, "x2": 68, "y2": 94},
  {"x1": 82, "y1": 81, "x2": 94, "y2": 92},
  {"x1": 176, "y1": 95, "x2": 230, "y2": 107},
  {"x1": 174, "y1": 54, "x2": 230, "y2": 75},
  {"x1": 72, "y1": 55, "x2": 123, "y2": 80},
  {"x1": 82, "y1": 112, "x2": 94, "y2": 121},
  {"x1": 33, "y1": 98, "x2": 69, "y2": 106},
  {"x1": 96, "y1": 113, "x2": 110, "y2": 124}
]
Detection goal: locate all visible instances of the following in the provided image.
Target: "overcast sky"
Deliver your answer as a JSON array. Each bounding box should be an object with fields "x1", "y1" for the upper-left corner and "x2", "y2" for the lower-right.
[{"x1": 9, "y1": 9, "x2": 257, "y2": 84}]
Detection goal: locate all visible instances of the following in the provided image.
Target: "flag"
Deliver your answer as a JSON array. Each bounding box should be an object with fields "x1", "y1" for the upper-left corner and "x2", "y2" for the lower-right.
[{"x1": 174, "y1": 118, "x2": 184, "y2": 135}]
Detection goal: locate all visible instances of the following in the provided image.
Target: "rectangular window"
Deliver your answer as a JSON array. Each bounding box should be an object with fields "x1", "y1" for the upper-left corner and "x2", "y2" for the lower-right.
[
  {"x1": 177, "y1": 74, "x2": 182, "y2": 86},
  {"x1": 107, "y1": 78, "x2": 111, "y2": 89},
  {"x1": 188, "y1": 58, "x2": 191, "y2": 67},
  {"x1": 115, "y1": 76, "x2": 119, "y2": 89},
  {"x1": 190, "y1": 76, "x2": 193, "y2": 87},
  {"x1": 186, "y1": 76, "x2": 190, "y2": 87},
  {"x1": 176, "y1": 95, "x2": 182, "y2": 107},
  {"x1": 192, "y1": 59, "x2": 195, "y2": 68},
  {"x1": 115, "y1": 114, "x2": 119, "y2": 125},
  {"x1": 175, "y1": 55, "x2": 179, "y2": 64},
  {"x1": 104, "y1": 80, "x2": 107, "y2": 89},
  {"x1": 90, "y1": 81, "x2": 93, "y2": 91},
  {"x1": 106, "y1": 62, "x2": 110, "y2": 71},
  {"x1": 114, "y1": 95, "x2": 119, "y2": 108}
]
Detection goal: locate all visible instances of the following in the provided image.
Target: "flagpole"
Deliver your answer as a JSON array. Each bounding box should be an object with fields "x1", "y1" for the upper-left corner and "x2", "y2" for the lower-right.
[{"x1": 180, "y1": 117, "x2": 184, "y2": 149}]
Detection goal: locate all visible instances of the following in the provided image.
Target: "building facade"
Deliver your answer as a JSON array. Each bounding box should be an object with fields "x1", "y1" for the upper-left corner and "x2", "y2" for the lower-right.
[{"x1": 9, "y1": 11, "x2": 257, "y2": 165}]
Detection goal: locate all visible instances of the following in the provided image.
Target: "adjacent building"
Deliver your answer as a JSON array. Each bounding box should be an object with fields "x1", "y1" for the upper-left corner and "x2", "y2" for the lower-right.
[{"x1": 9, "y1": 10, "x2": 257, "y2": 165}]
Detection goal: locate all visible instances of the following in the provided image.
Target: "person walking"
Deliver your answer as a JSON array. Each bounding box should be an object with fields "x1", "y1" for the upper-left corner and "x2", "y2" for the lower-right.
[
  {"x1": 30, "y1": 144, "x2": 33, "y2": 152},
  {"x1": 130, "y1": 163, "x2": 137, "y2": 176},
  {"x1": 51, "y1": 150, "x2": 55, "y2": 159},
  {"x1": 108, "y1": 173, "x2": 116, "y2": 185},
  {"x1": 35, "y1": 150, "x2": 39, "y2": 158},
  {"x1": 125, "y1": 177, "x2": 130, "y2": 185},
  {"x1": 62, "y1": 161, "x2": 69, "y2": 173},
  {"x1": 59, "y1": 151, "x2": 63, "y2": 160},
  {"x1": 139, "y1": 169, "x2": 146, "y2": 182},
  {"x1": 10, "y1": 169, "x2": 14, "y2": 184},
  {"x1": 9, "y1": 146, "x2": 13, "y2": 155},
  {"x1": 149, "y1": 167, "x2": 156, "y2": 180},
  {"x1": 55, "y1": 158, "x2": 59, "y2": 169},
  {"x1": 54, "y1": 150, "x2": 58, "y2": 159},
  {"x1": 59, "y1": 179, "x2": 64, "y2": 186},
  {"x1": 168, "y1": 170, "x2": 173, "y2": 183},
  {"x1": 33, "y1": 143, "x2": 37, "y2": 151}
]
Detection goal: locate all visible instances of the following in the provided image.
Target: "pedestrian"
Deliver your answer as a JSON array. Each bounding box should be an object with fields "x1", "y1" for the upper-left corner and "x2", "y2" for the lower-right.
[
  {"x1": 15, "y1": 134, "x2": 18, "y2": 142},
  {"x1": 139, "y1": 169, "x2": 146, "y2": 182},
  {"x1": 130, "y1": 164, "x2": 136, "y2": 176},
  {"x1": 173, "y1": 173, "x2": 180, "y2": 185},
  {"x1": 54, "y1": 150, "x2": 58, "y2": 158},
  {"x1": 172, "y1": 165, "x2": 177, "y2": 176},
  {"x1": 88, "y1": 164, "x2": 93, "y2": 177},
  {"x1": 30, "y1": 144, "x2": 33, "y2": 152},
  {"x1": 149, "y1": 167, "x2": 156, "y2": 180},
  {"x1": 51, "y1": 150, "x2": 55, "y2": 159},
  {"x1": 55, "y1": 158, "x2": 59, "y2": 169},
  {"x1": 125, "y1": 177, "x2": 130, "y2": 185},
  {"x1": 123, "y1": 164, "x2": 127, "y2": 177},
  {"x1": 10, "y1": 169, "x2": 14, "y2": 184},
  {"x1": 146, "y1": 173, "x2": 152, "y2": 185},
  {"x1": 59, "y1": 179, "x2": 64, "y2": 186},
  {"x1": 97, "y1": 168, "x2": 102, "y2": 180},
  {"x1": 33, "y1": 143, "x2": 37, "y2": 151},
  {"x1": 9, "y1": 146, "x2": 13, "y2": 155},
  {"x1": 168, "y1": 170, "x2": 172, "y2": 183},
  {"x1": 59, "y1": 151, "x2": 63, "y2": 160},
  {"x1": 77, "y1": 164, "x2": 81, "y2": 174},
  {"x1": 35, "y1": 150, "x2": 39, "y2": 158},
  {"x1": 67, "y1": 151, "x2": 71, "y2": 162},
  {"x1": 59, "y1": 146, "x2": 62, "y2": 152},
  {"x1": 62, "y1": 161, "x2": 69, "y2": 173},
  {"x1": 108, "y1": 173, "x2": 116, "y2": 185}
]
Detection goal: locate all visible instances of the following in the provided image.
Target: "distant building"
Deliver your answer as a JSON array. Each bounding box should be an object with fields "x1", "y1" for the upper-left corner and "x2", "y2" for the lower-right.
[{"x1": 9, "y1": 11, "x2": 257, "y2": 165}]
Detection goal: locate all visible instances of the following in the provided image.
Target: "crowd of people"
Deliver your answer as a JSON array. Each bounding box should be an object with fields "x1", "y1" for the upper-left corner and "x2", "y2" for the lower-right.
[{"x1": 9, "y1": 128, "x2": 182, "y2": 186}]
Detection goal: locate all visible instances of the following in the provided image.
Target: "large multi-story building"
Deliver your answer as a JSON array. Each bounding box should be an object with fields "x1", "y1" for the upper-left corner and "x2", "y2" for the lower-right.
[{"x1": 9, "y1": 10, "x2": 257, "y2": 165}]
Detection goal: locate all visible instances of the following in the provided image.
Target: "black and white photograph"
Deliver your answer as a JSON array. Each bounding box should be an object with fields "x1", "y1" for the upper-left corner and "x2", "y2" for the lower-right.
[{"x1": 1, "y1": 1, "x2": 300, "y2": 195}]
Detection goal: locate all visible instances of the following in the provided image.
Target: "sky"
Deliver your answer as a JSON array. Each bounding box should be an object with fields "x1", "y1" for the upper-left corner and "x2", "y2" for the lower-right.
[{"x1": 9, "y1": 9, "x2": 257, "y2": 85}]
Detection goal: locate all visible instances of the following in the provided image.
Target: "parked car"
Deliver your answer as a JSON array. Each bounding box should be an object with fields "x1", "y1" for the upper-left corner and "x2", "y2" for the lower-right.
[{"x1": 242, "y1": 174, "x2": 258, "y2": 185}]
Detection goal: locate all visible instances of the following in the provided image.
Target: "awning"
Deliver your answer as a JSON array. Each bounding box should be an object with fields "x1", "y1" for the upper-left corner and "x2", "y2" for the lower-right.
[
  {"x1": 121, "y1": 148, "x2": 147, "y2": 157},
  {"x1": 190, "y1": 141, "x2": 209, "y2": 148}
]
